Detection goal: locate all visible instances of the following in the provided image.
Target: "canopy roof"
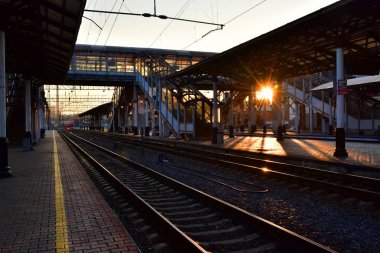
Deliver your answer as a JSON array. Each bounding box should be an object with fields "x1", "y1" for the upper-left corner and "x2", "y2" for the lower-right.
[
  {"x1": 77, "y1": 102, "x2": 112, "y2": 117},
  {"x1": 312, "y1": 75, "x2": 380, "y2": 91},
  {"x1": 168, "y1": 0, "x2": 380, "y2": 86},
  {"x1": 0, "y1": 0, "x2": 86, "y2": 83}
]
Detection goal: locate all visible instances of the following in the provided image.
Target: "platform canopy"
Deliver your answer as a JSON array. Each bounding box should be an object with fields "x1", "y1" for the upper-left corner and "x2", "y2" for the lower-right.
[
  {"x1": 312, "y1": 75, "x2": 380, "y2": 91},
  {"x1": 167, "y1": 0, "x2": 380, "y2": 87},
  {"x1": 77, "y1": 102, "x2": 112, "y2": 117},
  {"x1": 0, "y1": 0, "x2": 86, "y2": 83}
]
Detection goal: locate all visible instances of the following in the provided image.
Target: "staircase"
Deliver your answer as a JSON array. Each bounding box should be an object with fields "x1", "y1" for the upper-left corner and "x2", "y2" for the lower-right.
[{"x1": 133, "y1": 52, "x2": 213, "y2": 139}]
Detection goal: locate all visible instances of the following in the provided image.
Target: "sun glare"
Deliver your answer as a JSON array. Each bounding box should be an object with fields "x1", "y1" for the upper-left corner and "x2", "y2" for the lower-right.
[{"x1": 256, "y1": 86, "x2": 273, "y2": 104}]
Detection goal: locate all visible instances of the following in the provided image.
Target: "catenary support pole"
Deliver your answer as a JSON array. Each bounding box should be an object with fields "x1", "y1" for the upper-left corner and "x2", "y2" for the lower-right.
[
  {"x1": 334, "y1": 47, "x2": 348, "y2": 157},
  {"x1": 0, "y1": 31, "x2": 11, "y2": 177}
]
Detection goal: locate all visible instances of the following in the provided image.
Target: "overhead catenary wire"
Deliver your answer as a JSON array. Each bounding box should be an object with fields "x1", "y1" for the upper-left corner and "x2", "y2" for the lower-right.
[
  {"x1": 182, "y1": 0, "x2": 268, "y2": 49},
  {"x1": 94, "y1": 0, "x2": 119, "y2": 45},
  {"x1": 103, "y1": 0, "x2": 125, "y2": 46},
  {"x1": 224, "y1": 0, "x2": 267, "y2": 25},
  {"x1": 149, "y1": 0, "x2": 194, "y2": 48}
]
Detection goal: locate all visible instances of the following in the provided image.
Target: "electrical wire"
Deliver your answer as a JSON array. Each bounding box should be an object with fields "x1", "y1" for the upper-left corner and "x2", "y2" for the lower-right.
[
  {"x1": 103, "y1": 0, "x2": 125, "y2": 46},
  {"x1": 85, "y1": 0, "x2": 98, "y2": 44},
  {"x1": 224, "y1": 0, "x2": 267, "y2": 25},
  {"x1": 94, "y1": 0, "x2": 119, "y2": 45},
  {"x1": 182, "y1": 0, "x2": 268, "y2": 50},
  {"x1": 149, "y1": 0, "x2": 193, "y2": 47}
]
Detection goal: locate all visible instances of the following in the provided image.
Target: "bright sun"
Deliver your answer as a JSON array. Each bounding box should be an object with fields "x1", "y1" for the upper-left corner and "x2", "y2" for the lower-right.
[{"x1": 256, "y1": 86, "x2": 273, "y2": 104}]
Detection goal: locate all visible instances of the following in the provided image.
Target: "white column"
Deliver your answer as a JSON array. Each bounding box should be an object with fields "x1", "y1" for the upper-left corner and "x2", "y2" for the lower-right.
[{"x1": 334, "y1": 47, "x2": 348, "y2": 157}]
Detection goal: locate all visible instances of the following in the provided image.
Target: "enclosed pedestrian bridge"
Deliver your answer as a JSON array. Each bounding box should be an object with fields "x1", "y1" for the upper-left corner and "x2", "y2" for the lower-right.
[
  {"x1": 66, "y1": 45, "x2": 215, "y2": 86},
  {"x1": 67, "y1": 45, "x2": 218, "y2": 139}
]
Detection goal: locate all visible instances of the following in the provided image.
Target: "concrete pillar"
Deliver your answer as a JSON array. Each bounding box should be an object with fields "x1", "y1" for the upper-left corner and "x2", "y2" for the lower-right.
[
  {"x1": 0, "y1": 31, "x2": 11, "y2": 177},
  {"x1": 212, "y1": 83, "x2": 218, "y2": 143},
  {"x1": 133, "y1": 83, "x2": 138, "y2": 135},
  {"x1": 334, "y1": 47, "x2": 348, "y2": 157},
  {"x1": 23, "y1": 79, "x2": 32, "y2": 151}
]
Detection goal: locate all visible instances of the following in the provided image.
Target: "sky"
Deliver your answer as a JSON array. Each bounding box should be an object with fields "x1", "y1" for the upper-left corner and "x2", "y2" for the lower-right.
[{"x1": 77, "y1": 0, "x2": 339, "y2": 52}]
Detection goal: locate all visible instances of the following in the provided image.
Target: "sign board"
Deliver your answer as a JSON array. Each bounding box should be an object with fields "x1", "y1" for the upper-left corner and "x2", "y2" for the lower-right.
[{"x1": 337, "y1": 80, "x2": 348, "y2": 95}]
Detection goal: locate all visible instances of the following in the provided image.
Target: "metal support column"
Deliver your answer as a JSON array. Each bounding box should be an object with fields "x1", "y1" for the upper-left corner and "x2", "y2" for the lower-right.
[
  {"x1": 309, "y1": 90, "x2": 313, "y2": 133},
  {"x1": 145, "y1": 98, "x2": 150, "y2": 136},
  {"x1": 0, "y1": 31, "x2": 11, "y2": 177},
  {"x1": 133, "y1": 83, "x2": 138, "y2": 135},
  {"x1": 158, "y1": 81, "x2": 163, "y2": 137},
  {"x1": 228, "y1": 91, "x2": 234, "y2": 138},
  {"x1": 176, "y1": 95, "x2": 180, "y2": 139},
  {"x1": 249, "y1": 85, "x2": 256, "y2": 135},
  {"x1": 125, "y1": 104, "x2": 129, "y2": 133},
  {"x1": 295, "y1": 102, "x2": 300, "y2": 133},
  {"x1": 39, "y1": 88, "x2": 45, "y2": 138},
  {"x1": 334, "y1": 47, "x2": 348, "y2": 157},
  {"x1": 329, "y1": 96, "x2": 334, "y2": 135},
  {"x1": 23, "y1": 79, "x2": 32, "y2": 151},
  {"x1": 212, "y1": 83, "x2": 218, "y2": 143}
]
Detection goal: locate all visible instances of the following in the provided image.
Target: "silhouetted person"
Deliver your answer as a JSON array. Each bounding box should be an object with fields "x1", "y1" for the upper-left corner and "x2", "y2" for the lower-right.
[{"x1": 263, "y1": 124, "x2": 267, "y2": 135}]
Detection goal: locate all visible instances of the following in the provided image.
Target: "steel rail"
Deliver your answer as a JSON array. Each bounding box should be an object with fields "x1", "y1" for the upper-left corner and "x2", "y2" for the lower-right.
[
  {"x1": 83, "y1": 131, "x2": 380, "y2": 204},
  {"x1": 59, "y1": 131, "x2": 207, "y2": 253},
  {"x1": 66, "y1": 130, "x2": 336, "y2": 253}
]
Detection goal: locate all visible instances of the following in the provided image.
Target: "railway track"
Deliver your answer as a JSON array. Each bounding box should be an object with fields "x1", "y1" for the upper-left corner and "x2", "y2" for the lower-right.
[
  {"x1": 77, "y1": 130, "x2": 380, "y2": 205},
  {"x1": 61, "y1": 130, "x2": 335, "y2": 253}
]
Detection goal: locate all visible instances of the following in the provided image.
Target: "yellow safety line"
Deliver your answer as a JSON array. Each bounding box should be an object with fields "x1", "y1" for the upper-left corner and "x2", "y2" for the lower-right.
[{"x1": 53, "y1": 131, "x2": 69, "y2": 253}]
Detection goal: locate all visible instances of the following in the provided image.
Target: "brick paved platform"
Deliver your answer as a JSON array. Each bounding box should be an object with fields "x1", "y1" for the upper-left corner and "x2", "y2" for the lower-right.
[{"x1": 0, "y1": 130, "x2": 139, "y2": 253}]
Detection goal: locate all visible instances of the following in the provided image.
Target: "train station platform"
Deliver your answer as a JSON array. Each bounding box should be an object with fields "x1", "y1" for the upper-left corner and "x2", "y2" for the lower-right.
[
  {"x1": 196, "y1": 132, "x2": 380, "y2": 169},
  {"x1": 0, "y1": 131, "x2": 139, "y2": 253}
]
